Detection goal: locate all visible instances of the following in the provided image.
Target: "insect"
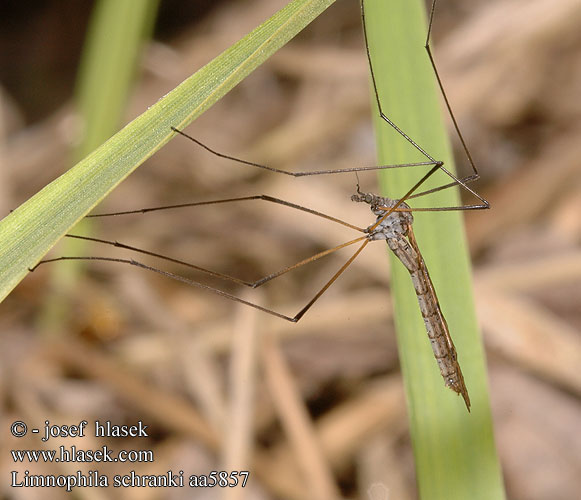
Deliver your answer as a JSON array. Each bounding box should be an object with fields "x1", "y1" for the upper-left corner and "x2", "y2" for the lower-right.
[{"x1": 30, "y1": 0, "x2": 488, "y2": 410}]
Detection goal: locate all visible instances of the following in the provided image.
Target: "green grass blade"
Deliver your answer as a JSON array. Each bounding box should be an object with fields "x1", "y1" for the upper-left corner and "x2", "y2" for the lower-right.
[
  {"x1": 39, "y1": 0, "x2": 160, "y2": 328},
  {"x1": 364, "y1": 0, "x2": 505, "y2": 498},
  {"x1": 75, "y1": 0, "x2": 159, "y2": 158},
  {"x1": 0, "y1": 0, "x2": 336, "y2": 303}
]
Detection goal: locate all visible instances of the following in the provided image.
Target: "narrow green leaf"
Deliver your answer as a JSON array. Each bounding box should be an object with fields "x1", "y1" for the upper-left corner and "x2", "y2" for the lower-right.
[
  {"x1": 0, "y1": 0, "x2": 336, "y2": 303},
  {"x1": 364, "y1": 0, "x2": 505, "y2": 498},
  {"x1": 75, "y1": 0, "x2": 160, "y2": 158},
  {"x1": 39, "y1": 0, "x2": 160, "y2": 328}
]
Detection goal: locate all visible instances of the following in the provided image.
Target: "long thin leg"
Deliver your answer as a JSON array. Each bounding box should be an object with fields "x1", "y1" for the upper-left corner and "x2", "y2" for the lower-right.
[
  {"x1": 383, "y1": 169, "x2": 487, "y2": 212},
  {"x1": 406, "y1": 173, "x2": 479, "y2": 201},
  {"x1": 87, "y1": 194, "x2": 365, "y2": 233},
  {"x1": 385, "y1": 169, "x2": 486, "y2": 212},
  {"x1": 29, "y1": 194, "x2": 373, "y2": 320},
  {"x1": 423, "y1": 1, "x2": 488, "y2": 207},
  {"x1": 171, "y1": 127, "x2": 440, "y2": 177},
  {"x1": 32, "y1": 193, "x2": 368, "y2": 283},
  {"x1": 34, "y1": 233, "x2": 367, "y2": 289},
  {"x1": 425, "y1": 0, "x2": 478, "y2": 179},
  {"x1": 293, "y1": 239, "x2": 369, "y2": 321},
  {"x1": 360, "y1": 0, "x2": 489, "y2": 210},
  {"x1": 360, "y1": 1, "x2": 435, "y2": 165},
  {"x1": 170, "y1": 127, "x2": 486, "y2": 211},
  {"x1": 29, "y1": 239, "x2": 370, "y2": 323}
]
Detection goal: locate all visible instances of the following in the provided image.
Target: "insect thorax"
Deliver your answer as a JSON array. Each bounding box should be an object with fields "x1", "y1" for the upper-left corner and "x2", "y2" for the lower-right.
[{"x1": 351, "y1": 191, "x2": 413, "y2": 241}]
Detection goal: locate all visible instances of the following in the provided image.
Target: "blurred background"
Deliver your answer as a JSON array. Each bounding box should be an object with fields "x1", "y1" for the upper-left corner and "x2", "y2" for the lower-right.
[{"x1": 1, "y1": 0, "x2": 580, "y2": 498}]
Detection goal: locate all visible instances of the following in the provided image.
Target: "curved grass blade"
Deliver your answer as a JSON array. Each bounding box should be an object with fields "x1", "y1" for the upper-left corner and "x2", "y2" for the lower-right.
[{"x1": 0, "y1": 0, "x2": 336, "y2": 303}]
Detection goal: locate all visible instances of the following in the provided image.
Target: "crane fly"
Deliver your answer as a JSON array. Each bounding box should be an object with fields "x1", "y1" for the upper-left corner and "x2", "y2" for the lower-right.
[
  {"x1": 29, "y1": 0, "x2": 489, "y2": 411},
  {"x1": 351, "y1": 185, "x2": 471, "y2": 409}
]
